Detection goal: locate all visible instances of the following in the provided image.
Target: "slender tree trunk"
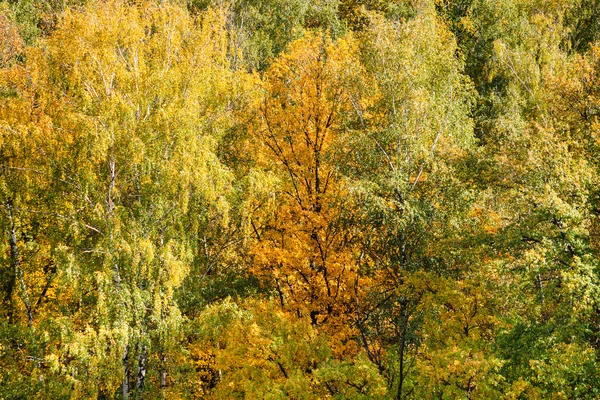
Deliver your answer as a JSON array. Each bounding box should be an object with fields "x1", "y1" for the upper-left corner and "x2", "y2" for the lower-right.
[
  {"x1": 160, "y1": 352, "x2": 167, "y2": 389},
  {"x1": 122, "y1": 344, "x2": 130, "y2": 399},
  {"x1": 136, "y1": 344, "x2": 147, "y2": 397}
]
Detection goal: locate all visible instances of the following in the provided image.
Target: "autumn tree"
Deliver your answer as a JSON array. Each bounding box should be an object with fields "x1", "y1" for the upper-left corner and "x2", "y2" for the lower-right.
[
  {"x1": 436, "y1": 0, "x2": 600, "y2": 396},
  {"x1": 0, "y1": 1, "x2": 251, "y2": 397},
  {"x1": 3, "y1": 0, "x2": 600, "y2": 398},
  {"x1": 249, "y1": 32, "x2": 373, "y2": 355},
  {"x1": 340, "y1": 4, "x2": 501, "y2": 397}
]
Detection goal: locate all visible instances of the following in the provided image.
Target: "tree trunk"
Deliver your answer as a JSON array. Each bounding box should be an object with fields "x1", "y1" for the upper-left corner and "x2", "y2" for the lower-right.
[
  {"x1": 160, "y1": 353, "x2": 167, "y2": 389},
  {"x1": 136, "y1": 344, "x2": 147, "y2": 397},
  {"x1": 122, "y1": 345, "x2": 130, "y2": 399}
]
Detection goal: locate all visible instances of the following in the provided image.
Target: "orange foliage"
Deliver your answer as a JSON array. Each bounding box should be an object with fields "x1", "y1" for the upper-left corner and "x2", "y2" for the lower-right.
[{"x1": 250, "y1": 32, "x2": 369, "y2": 352}]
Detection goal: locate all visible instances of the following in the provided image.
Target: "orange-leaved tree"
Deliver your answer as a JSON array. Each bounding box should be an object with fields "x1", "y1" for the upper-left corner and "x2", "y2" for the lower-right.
[{"x1": 250, "y1": 31, "x2": 374, "y2": 351}]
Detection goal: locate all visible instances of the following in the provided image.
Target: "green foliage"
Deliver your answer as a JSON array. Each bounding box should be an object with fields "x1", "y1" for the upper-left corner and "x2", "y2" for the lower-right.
[
  {"x1": 2, "y1": 0, "x2": 600, "y2": 398},
  {"x1": 188, "y1": 0, "x2": 346, "y2": 71}
]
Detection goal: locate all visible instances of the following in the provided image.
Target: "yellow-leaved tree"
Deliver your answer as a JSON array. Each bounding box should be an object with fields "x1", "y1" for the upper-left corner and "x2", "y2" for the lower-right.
[{"x1": 0, "y1": 1, "x2": 254, "y2": 397}]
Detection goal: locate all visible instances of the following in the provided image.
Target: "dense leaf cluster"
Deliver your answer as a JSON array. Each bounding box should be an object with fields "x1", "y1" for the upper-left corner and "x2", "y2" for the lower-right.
[{"x1": 1, "y1": 0, "x2": 600, "y2": 398}]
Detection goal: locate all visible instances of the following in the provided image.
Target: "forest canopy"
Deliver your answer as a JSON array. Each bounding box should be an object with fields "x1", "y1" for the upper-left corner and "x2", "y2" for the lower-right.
[{"x1": 1, "y1": 0, "x2": 600, "y2": 398}]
